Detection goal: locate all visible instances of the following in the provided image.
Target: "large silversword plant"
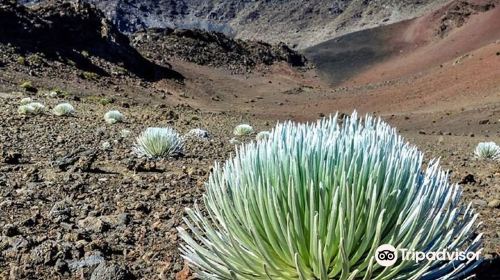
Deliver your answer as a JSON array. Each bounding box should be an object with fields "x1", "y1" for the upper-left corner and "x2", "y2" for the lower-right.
[{"x1": 178, "y1": 112, "x2": 482, "y2": 279}]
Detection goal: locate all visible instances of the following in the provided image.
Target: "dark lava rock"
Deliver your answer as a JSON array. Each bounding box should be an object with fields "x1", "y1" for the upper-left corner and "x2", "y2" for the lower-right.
[
  {"x1": 52, "y1": 148, "x2": 97, "y2": 171},
  {"x1": 100, "y1": 213, "x2": 130, "y2": 228},
  {"x1": 90, "y1": 262, "x2": 134, "y2": 280},
  {"x1": 0, "y1": 0, "x2": 182, "y2": 80},
  {"x1": 54, "y1": 259, "x2": 69, "y2": 273},
  {"x1": 125, "y1": 158, "x2": 160, "y2": 172},
  {"x1": 2, "y1": 224, "x2": 19, "y2": 237},
  {"x1": 1, "y1": 151, "x2": 22, "y2": 164},
  {"x1": 132, "y1": 27, "x2": 308, "y2": 73},
  {"x1": 459, "y1": 174, "x2": 476, "y2": 185},
  {"x1": 4, "y1": 236, "x2": 30, "y2": 257}
]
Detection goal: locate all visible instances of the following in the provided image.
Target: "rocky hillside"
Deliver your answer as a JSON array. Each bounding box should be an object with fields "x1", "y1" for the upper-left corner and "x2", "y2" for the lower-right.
[
  {"x1": 22, "y1": 0, "x2": 450, "y2": 49},
  {"x1": 131, "y1": 28, "x2": 307, "y2": 73},
  {"x1": 0, "y1": 0, "x2": 180, "y2": 81},
  {"x1": 436, "y1": 0, "x2": 497, "y2": 37},
  {"x1": 304, "y1": 0, "x2": 500, "y2": 85}
]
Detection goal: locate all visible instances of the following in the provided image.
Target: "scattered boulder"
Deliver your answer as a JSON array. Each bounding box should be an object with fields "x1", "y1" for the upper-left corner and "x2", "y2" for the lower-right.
[
  {"x1": 77, "y1": 216, "x2": 110, "y2": 233},
  {"x1": 54, "y1": 259, "x2": 69, "y2": 273},
  {"x1": 471, "y1": 199, "x2": 487, "y2": 207},
  {"x1": 68, "y1": 254, "x2": 105, "y2": 271},
  {"x1": 437, "y1": 1, "x2": 495, "y2": 37},
  {"x1": 51, "y1": 148, "x2": 97, "y2": 171},
  {"x1": 29, "y1": 241, "x2": 56, "y2": 265},
  {"x1": 90, "y1": 262, "x2": 134, "y2": 280},
  {"x1": 488, "y1": 199, "x2": 500, "y2": 208},
  {"x1": 100, "y1": 213, "x2": 130, "y2": 228}
]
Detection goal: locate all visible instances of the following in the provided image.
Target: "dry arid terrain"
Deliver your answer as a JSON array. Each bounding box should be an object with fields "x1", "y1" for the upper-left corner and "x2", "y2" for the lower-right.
[
  {"x1": 1, "y1": 0, "x2": 500, "y2": 279},
  {"x1": 27, "y1": 0, "x2": 451, "y2": 49}
]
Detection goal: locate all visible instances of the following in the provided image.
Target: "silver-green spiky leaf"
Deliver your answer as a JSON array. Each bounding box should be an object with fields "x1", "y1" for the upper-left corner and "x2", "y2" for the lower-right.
[{"x1": 179, "y1": 112, "x2": 482, "y2": 280}]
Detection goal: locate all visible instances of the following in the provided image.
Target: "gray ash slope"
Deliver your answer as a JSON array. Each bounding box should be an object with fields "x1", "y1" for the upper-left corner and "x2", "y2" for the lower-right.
[{"x1": 23, "y1": 0, "x2": 450, "y2": 49}]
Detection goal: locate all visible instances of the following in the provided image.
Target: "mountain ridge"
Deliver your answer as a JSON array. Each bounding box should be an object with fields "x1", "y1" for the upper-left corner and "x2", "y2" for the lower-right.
[{"x1": 22, "y1": 0, "x2": 451, "y2": 49}]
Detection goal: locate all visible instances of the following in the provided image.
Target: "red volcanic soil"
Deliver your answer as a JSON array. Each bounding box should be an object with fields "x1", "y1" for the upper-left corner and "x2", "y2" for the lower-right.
[
  {"x1": 171, "y1": 0, "x2": 500, "y2": 126},
  {"x1": 347, "y1": 0, "x2": 500, "y2": 86}
]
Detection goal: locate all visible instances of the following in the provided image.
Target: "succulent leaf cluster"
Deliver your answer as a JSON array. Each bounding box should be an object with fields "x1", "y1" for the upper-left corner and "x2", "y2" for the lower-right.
[
  {"x1": 233, "y1": 124, "x2": 254, "y2": 136},
  {"x1": 53, "y1": 103, "x2": 75, "y2": 116},
  {"x1": 133, "y1": 127, "x2": 183, "y2": 158},
  {"x1": 18, "y1": 101, "x2": 45, "y2": 115},
  {"x1": 474, "y1": 142, "x2": 500, "y2": 160},
  {"x1": 179, "y1": 112, "x2": 482, "y2": 280},
  {"x1": 104, "y1": 110, "x2": 124, "y2": 124}
]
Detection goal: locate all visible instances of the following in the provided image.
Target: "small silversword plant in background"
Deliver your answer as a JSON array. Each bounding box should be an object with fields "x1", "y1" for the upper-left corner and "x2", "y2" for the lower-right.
[
  {"x1": 18, "y1": 102, "x2": 45, "y2": 115},
  {"x1": 104, "y1": 110, "x2": 124, "y2": 124},
  {"x1": 19, "y1": 97, "x2": 32, "y2": 105},
  {"x1": 18, "y1": 104, "x2": 35, "y2": 115},
  {"x1": 474, "y1": 142, "x2": 500, "y2": 160},
  {"x1": 47, "y1": 91, "x2": 58, "y2": 98},
  {"x1": 233, "y1": 124, "x2": 253, "y2": 136},
  {"x1": 29, "y1": 102, "x2": 45, "y2": 114},
  {"x1": 133, "y1": 127, "x2": 183, "y2": 158},
  {"x1": 101, "y1": 141, "x2": 112, "y2": 150},
  {"x1": 53, "y1": 103, "x2": 75, "y2": 116}
]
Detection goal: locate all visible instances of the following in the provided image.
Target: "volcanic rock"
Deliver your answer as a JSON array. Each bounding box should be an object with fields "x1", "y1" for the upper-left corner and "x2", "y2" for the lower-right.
[
  {"x1": 0, "y1": 0, "x2": 181, "y2": 80},
  {"x1": 132, "y1": 28, "x2": 307, "y2": 73}
]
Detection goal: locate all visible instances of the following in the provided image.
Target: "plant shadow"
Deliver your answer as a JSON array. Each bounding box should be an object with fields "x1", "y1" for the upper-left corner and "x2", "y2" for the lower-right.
[{"x1": 475, "y1": 256, "x2": 500, "y2": 279}]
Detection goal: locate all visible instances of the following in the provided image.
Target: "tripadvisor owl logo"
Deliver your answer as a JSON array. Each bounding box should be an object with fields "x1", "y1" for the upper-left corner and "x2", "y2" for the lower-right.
[
  {"x1": 374, "y1": 244, "x2": 481, "y2": 267},
  {"x1": 375, "y1": 244, "x2": 398, "y2": 266}
]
